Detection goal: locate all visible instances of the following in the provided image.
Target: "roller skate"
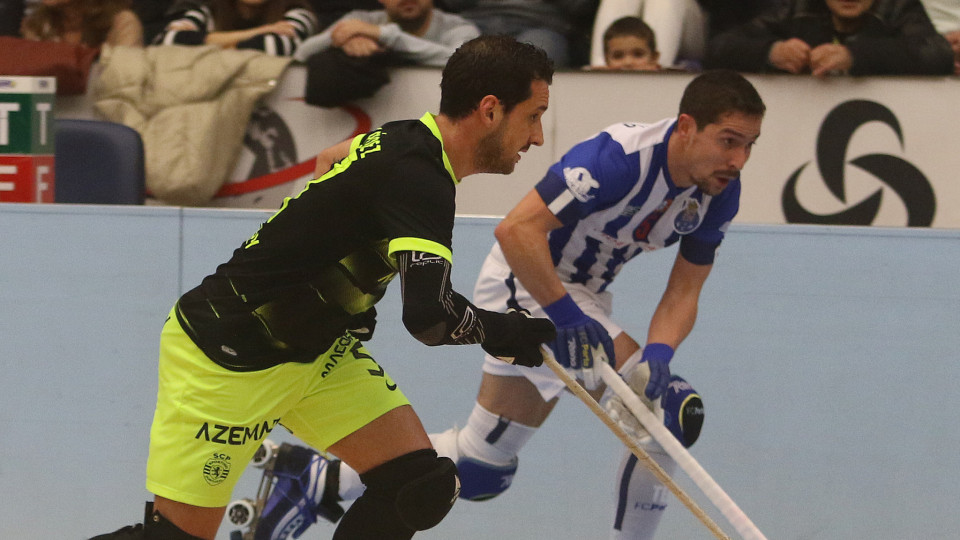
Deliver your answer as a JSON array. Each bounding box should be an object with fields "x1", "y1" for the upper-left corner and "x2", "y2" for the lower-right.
[{"x1": 227, "y1": 440, "x2": 344, "y2": 540}]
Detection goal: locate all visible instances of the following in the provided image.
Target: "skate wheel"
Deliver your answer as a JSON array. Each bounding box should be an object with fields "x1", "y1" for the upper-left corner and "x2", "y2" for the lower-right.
[
  {"x1": 251, "y1": 439, "x2": 279, "y2": 468},
  {"x1": 227, "y1": 498, "x2": 257, "y2": 527}
]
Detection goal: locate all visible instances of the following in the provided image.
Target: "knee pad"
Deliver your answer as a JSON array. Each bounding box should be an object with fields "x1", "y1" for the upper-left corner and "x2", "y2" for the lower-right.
[
  {"x1": 88, "y1": 502, "x2": 204, "y2": 540},
  {"x1": 361, "y1": 449, "x2": 460, "y2": 532},
  {"x1": 663, "y1": 375, "x2": 704, "y2": 448},
  {"x1": 455, "y1": 456, "x2": 518, "y2": 501}
]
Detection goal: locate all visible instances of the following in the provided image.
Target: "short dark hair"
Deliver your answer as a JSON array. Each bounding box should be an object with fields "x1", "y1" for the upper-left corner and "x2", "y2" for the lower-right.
[
  {"x1": 440, "y1": 35, "x2": 555, "y2": 119},
  {"x1": 678, "y1": 70, "x2": 766, "y2": 129},
  {"x1": 602, "y1": 16, "x2": 657, "y2": 56}
]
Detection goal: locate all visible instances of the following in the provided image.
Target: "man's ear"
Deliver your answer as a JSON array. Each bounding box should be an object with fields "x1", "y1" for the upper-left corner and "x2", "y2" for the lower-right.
[
  {"x1": 476, "y1": 95, "x2": 502, "y2": 126},
  {"x1": 675, "y1": 113, "x2": 698, "y2": 138}
]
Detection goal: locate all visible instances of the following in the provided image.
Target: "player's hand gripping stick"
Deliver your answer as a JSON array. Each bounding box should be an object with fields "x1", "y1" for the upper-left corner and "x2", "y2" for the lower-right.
[
  {"x1": 639, "y1": 342, "x2": 673, "y2": 399},
  {"x1": 481, "y1": 308, "x2": 556, "y2": 368},
  {"x1": 542, "y1": 293, "x2": 615, "y2": 389}
]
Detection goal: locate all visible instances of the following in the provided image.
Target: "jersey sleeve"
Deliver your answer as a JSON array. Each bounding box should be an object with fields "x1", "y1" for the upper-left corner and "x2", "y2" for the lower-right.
[
  {"x1": 153, "y1": 1, "x2": 210, "y2": 45},
  {"x1": 236, "y1": 7, "x2": 318, "y2": 56},
  {"x1": 534, "y1": 128, "x2": 639, "y2": 226},
  {"x1": 378, "y1": 153, "x2": 456, "y2": 263},
  {"x1": 679, "y1": 179, "x2": 741, "y2": 265}
]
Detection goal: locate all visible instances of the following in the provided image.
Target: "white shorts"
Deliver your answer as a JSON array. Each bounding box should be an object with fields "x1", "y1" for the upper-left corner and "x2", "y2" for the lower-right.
[{"x1": 473, "y1": 244, "x2": 624, "y2": 402}]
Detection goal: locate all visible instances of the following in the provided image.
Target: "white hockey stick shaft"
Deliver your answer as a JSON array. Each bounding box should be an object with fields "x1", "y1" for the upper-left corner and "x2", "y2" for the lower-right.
[
  {"x1": 541, "y1": 351, "x2": 730, "y2": 540},
  {"x1": 597, "y1": 361, "x2": 768, "y2": 540}
]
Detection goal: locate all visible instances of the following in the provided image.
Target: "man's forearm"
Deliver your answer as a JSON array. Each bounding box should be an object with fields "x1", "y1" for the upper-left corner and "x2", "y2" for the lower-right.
[{"x1": 496, "y1": 222, "x2": 567, "y2": 309}]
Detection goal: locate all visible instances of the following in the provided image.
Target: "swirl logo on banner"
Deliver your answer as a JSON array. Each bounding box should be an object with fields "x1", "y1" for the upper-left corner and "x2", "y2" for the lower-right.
[{"x1": 782, "y1": 100, "x2": 936, "y2": 226}]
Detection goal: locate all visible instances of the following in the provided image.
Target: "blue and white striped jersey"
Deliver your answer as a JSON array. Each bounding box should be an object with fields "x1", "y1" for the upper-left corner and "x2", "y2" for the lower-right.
[{"x1": 534, "y1": 119, "x2": 740, "y2": 293}]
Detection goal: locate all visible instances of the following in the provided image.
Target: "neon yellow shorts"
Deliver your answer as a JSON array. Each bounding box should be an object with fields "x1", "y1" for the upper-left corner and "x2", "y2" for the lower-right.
[{"x1": 145, "y1": 310, "x2": 410, "y2": 508}]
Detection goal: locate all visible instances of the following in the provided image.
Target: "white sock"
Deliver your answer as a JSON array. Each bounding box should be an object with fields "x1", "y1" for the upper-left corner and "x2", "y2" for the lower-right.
[
  {"x1": 336, "y1": 460, "x2": 365, "y2": 501},
  {"x1": 337, "y1": 403, "x2": 538, "y2": 501},
  {"x1": 455, "y1": 402, "x2": 537, "y2": 465},
  {"x1": 610, "y1": 445, "x2": 677, "y2": 540}
]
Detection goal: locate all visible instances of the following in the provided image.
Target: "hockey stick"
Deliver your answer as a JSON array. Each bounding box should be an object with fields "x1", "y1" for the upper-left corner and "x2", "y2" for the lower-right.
[
  {"x1": 541, "y1": 350, "x2": 731, "y2": 540},
  {"x1": 597, "y1": 361, "x2": 768, "y2": 540}
]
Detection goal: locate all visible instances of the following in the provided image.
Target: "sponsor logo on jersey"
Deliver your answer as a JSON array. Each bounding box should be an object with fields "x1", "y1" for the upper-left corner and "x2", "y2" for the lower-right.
[
  {"x1": 673, "y1": 199, "x2": 701, "y2": 233},
  {"x1": 358, "y1": 129, "x2": 383, "y2": 157},
  {"x1": 409, "y1": 251, "x2": 444, "y2": 267},
  {"x1": 633, "y1": 199, "x2": 673, "y2": 242},
  {"x1": 202, "y1": 452, "x2": 232, "y2": 486},
  {"x1": 196, "y1": 418, "x2": 281, "y2": 446},
  {"x1": 563, "y1": 166, "x2": 599, "y2": 202},
  {"x1": 319, "y1": 334, "x2": 373, "y2": 378}
]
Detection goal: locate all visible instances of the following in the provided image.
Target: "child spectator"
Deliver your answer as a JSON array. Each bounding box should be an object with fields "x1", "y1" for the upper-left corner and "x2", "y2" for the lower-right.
[
  {"x1": 590, "y1": 0, "x2": 705, "y2": 69},
  {"x1": 593, "y1": 15, "x2": 660, "y2": 70},
  {"x1": 155, "y1": 0, "x2": 318, "y2": 56}
]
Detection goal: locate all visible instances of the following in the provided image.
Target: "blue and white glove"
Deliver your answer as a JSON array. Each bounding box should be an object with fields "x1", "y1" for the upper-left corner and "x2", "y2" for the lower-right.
[
  {"x1": 542, "y1": 293, "x2": 615, "y2": 390},
  {"x1": 640, "y1": 342, "x2": 674, "y2": 400}
]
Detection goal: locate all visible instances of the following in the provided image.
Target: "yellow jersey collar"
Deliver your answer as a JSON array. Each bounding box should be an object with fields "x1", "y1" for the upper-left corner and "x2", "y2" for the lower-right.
[{"x1": 419, "y1": 112, "x2": 459, "y2": 185}]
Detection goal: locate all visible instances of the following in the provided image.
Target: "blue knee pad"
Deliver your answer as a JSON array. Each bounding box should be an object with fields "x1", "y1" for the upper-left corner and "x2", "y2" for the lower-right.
[
  {"x1": 455, "y1": 457, "x2": 518, "y2": 501},
  {"x1": 663, "y1": 375, "x2": 704, "y2": 448}
]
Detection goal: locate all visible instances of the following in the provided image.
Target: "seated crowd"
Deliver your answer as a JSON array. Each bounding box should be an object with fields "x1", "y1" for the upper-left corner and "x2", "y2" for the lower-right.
[
  {"x1": 1, "y1": 0, "x2": 956, "y2": 208},
  {"x1": 1, "y1": 0, "x2": 955, "y2": 73}
]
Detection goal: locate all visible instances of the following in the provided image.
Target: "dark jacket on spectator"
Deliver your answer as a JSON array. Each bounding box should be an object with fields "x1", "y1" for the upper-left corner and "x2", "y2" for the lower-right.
[
  {"x1": 704, "y1": 0, "x2": 955, "y2": 75},
  {"x1": 0, "y1": 0, "x2": 25, "y2": 36}
]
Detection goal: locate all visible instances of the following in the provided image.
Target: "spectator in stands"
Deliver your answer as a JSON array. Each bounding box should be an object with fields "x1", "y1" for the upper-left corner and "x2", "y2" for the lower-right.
[
  {"x1": 590, "y1": 15, "x2": 661, "y2": 70},
  {"x1": 20, "y1": 0, "x2": 143, "y2": 47},
  {"x1": 921, "y1": 0, "x2": 960, "y2": 73},
  {"x1": 155, "y1": 0, "x2": 318, "y2": 56},
  {"x1": 293, "y1": 0, "x2": 480, "y2": 67},
  {"x1": 308, "y1": 0, "x2": 380, "y2": 31},
  {"x1": 698, "y1": 0, "x2": 790, "y2": 38},
  {"x1": 442, "y1": 0, "x2": 598, "y2": 67},
  {"x1": 131, "y1": 0, "x2": 173, "y2": 44},
  {"x1": 590, "y1": 0, "x2": 706, "y2": 70},
  {"x1": 1, "y1": 0, "x2": 26, "y2": 36},
  {"x1": 704, "y1": 0, "x2": 955, "y2": 76}
]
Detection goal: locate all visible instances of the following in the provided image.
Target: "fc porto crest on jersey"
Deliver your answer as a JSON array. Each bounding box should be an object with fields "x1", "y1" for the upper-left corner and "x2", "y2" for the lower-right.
[
  {"x1": 674, "y1": 199, "x2": 702, "y2": 233},
  {"x1": 563, "y1": 166, "x2": 599, "y2": 202}
]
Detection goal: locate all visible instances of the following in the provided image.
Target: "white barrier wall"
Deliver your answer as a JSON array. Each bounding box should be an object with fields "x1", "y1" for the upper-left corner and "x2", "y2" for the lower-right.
[
  {"x1": 2, "y1": 203, "x2": 959, "y2": 539},
  {"x1": 57, "y1": 66, "x2": 960, "y2": 228}
]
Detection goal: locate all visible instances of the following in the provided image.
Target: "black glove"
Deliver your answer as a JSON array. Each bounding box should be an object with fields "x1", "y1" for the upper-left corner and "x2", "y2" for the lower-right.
[
  {"x1": 480, "y1": 309, "x2": 557, "y2": 368},
  {"x1": 346, "y1": 307, "x2": 377, "y2": 341}
]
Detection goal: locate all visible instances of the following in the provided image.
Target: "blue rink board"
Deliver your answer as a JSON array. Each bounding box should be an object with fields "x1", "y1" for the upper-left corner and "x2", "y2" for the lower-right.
[{"x1": 1, "y1": 203, "x2": 958, "y2": 539}]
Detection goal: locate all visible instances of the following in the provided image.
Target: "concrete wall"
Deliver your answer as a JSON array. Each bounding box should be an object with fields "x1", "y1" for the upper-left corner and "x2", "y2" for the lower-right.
[{"x1": 1, "y1": 203, "x2": 959, "y2": 539}]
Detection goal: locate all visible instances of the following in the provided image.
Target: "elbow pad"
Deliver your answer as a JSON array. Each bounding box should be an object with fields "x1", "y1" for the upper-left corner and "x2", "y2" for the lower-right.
[{"x1": 397, "y1": 251, "x2": 485, "y2": 346}]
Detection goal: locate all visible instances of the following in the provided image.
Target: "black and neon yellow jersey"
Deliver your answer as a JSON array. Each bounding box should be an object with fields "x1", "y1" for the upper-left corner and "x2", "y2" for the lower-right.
[{"x1": 176, "y1": 113, "x2": 460, "y2": 371}]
